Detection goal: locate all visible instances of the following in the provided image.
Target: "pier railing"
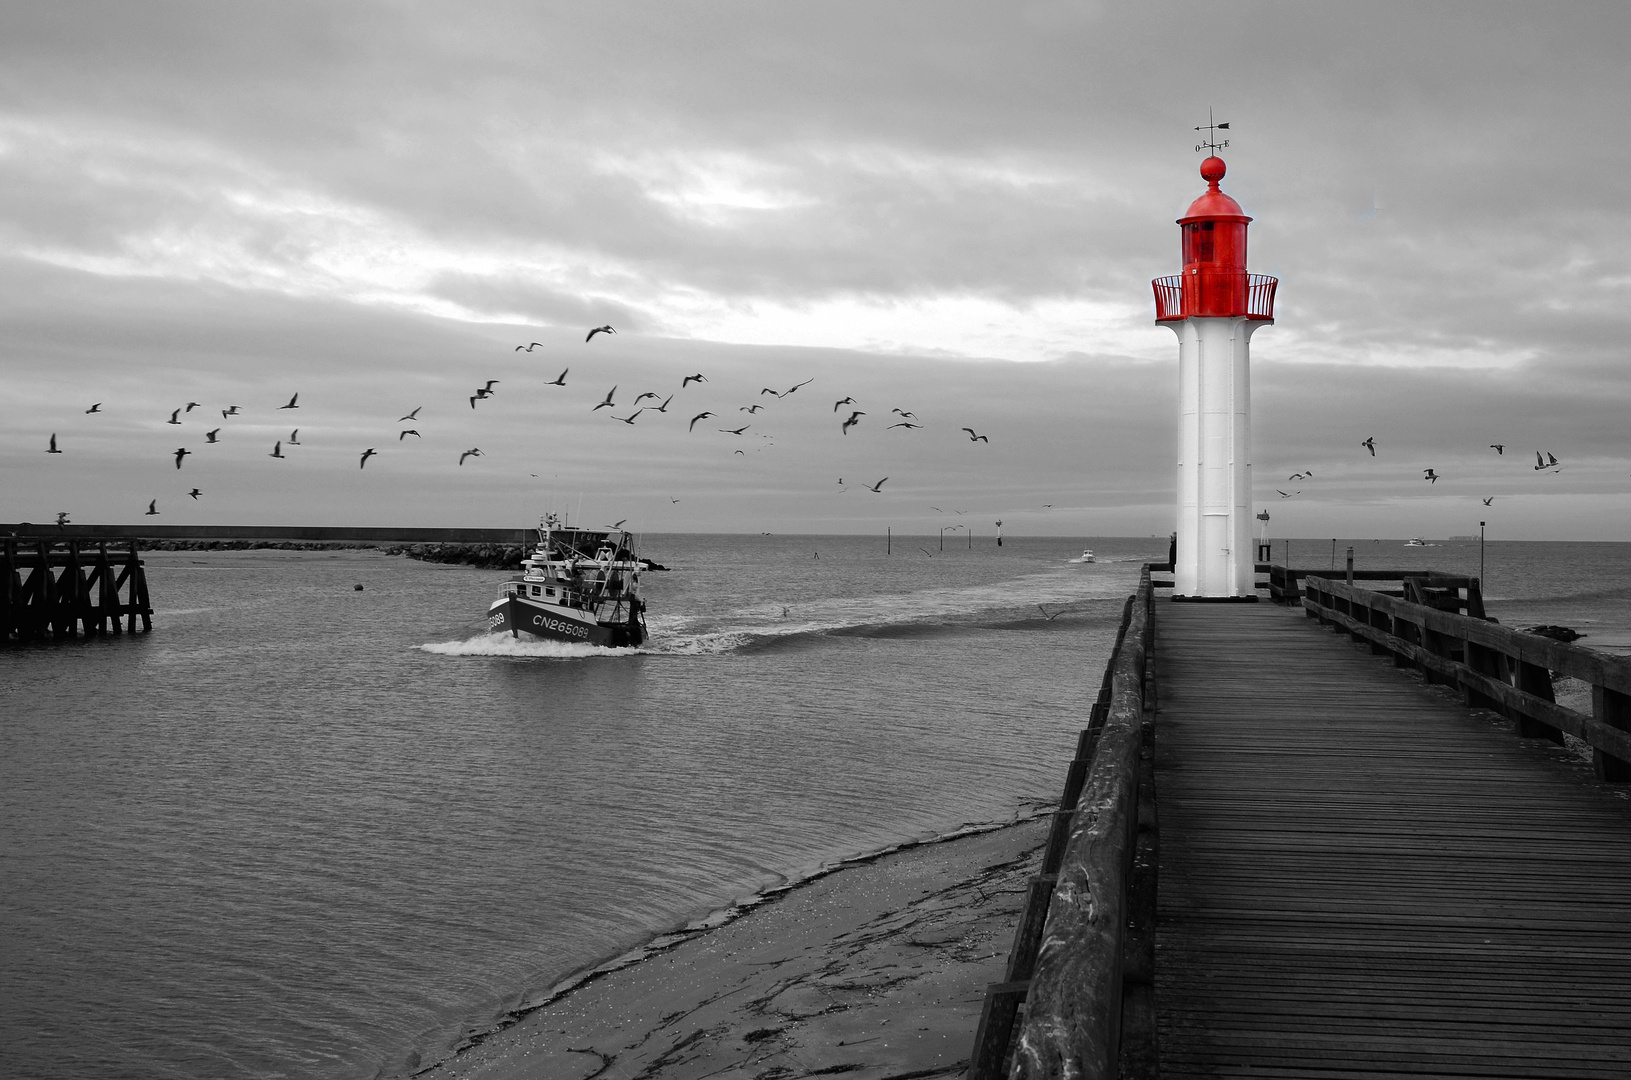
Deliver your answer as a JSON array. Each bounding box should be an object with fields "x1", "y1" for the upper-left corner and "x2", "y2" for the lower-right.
[
  {"x1": 1302, "y1": 576, "x2": 1631, "y2": 781},
  {"x1": 968, "y1": 565, "x2": 1159, "y2": 1079}
]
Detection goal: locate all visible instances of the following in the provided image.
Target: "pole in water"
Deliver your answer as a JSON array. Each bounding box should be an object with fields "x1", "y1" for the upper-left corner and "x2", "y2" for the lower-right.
[
  {"x1": 1330, "y1": 538, "x2": 1336, "y2": 572},
  {"x1": 887, "y1": 527, "x2": 891, "y2": 555},
  {"x1": 995, "y1": 519, "x2": 1003, "y2": 547},
  {"x1": 1480, "y1": 520, "x2": 1486, "y2": 588}
]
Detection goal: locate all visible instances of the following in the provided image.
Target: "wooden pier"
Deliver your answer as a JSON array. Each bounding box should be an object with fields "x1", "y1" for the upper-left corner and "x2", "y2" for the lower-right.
[
  {"x1": 3, "y1": 539, "x2": 152, "y2": 642},
  {"x1": 972, "y1": 566, "x2": 1631, "y2": 1079}
]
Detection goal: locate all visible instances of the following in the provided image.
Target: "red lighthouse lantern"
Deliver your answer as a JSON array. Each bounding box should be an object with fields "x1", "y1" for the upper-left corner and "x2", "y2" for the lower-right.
[{"x1": 1153, "y1": 157, "x2": 1277, "y2": 322}]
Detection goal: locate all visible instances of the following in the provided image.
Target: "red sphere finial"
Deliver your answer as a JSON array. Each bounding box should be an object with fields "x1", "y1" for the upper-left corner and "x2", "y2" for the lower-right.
[{"x1": 1200, "y1": 156, "x2": 1227, "y2": 185}]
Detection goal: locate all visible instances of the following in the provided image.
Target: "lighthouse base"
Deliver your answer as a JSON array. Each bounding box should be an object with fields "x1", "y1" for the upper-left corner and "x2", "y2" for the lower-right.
[{"x1": 1171, "y1": 594, "x2": 1259, "y2": 603}]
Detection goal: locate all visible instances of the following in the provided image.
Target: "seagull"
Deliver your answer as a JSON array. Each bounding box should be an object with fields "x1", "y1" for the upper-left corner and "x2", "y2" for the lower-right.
[
  {"x1": 1277, "y1": 489, "x2": 1298, "y2": 498},
  {"x1": 469, "y1": 393, "x2": 486, "y2": 409},
  {"x1": 962, "y1": 428, "x2": 989, "y2": 443},
  {"x1": 185, "y1": 402, "x2": 202, "y2": 413},
  {"x1": 401, "y1": 430, "x2": 422, "y2": 441},
  {"x1": 1361, "y1": 437, "x2": 1375, "y2": 456},
  {"x1": 222, "y1": 405, "x2": 241, "y2": 417},
  {"x1": 833, "y1": 397, "x2": 856, "y2": 413},
  {"x1": 46, "y1": 433, "x2": 62, "y2": 454},
  {"x1": 399, "y1": 407, "x2": 422, "y2": 422},
  {"x1": 205, "y1": 428, "x2": 220, "y2": 443},
  {"x1": 784, "y1": 378, "x2": 814, "y2": 395},
  {"x1": 189, "y1": 489, "x2": 202, "y2": 500},
  {"x1": 720, "y1": 424, "x2": 750, "y2": 435},
  {"x1": 841, "y1": 410, "x2": 864, "y2": 434},
  {"x1": 145, "y1": 499, "x2": 159, "y2": 516},
  {"x1": 652, "y1": 394, "x2": 673, "y2": 413},
  {"x1": 480, "y1": 380, "x2": 499, "y2": 393},
  {"x1": 56, "y1": 512, "x2": 70, "y2": 526},
  {"x1": 173, "y1": 447, "x2": 190, "y2": 469},
  {"x1": 279, "y1": 393, "x2": 299, "y2": 410},
  {"x1": 608, "y1": 519, "x2": 628, "y2": 529},
  {"x1": 586, "y1": 325, "x2": 615, "y2": 342},
  {"x1": 634, "y1": 392, "x2": 661, "y2": 403},
  {"x1": 891, "y1": 408, "x2": 917, "y2": 419},
  {"x1": 929, "y1": 505, "x2": 941, "y2": 511},
  {"x1": 682, "y1": 373, "x2": 707, "y2": 387},
  {"x1": 1490, "y1": 444, "x2": 1504, "y2": 455},
  {"x1": 865, "y1": 477, "x2": 888, "y2": 492},
  {"x1": 1289, "y1": 472, "x2": 1308, "y2": 481},
  {"x1": 1482, "y1": 497, "x2": 1494, "y2": 506},
  {"x1": 760, "y1": 387, "x2": 783, "y2": 397},
  {"x1": 689, "y1": 411, "x2": 716, "y2": 432},
  {"x1": 1534, "y1": 451, "x2": 1559, "y2": 471},
  {"x1": 593, "y1": 386, "x2": 618, "y2": 411},
  {"x1": 671, "y1": 498, "x2": 680, "y2": 503},
  {"x1": 359, "y1": 448, "x2": 377, "y2": 468},
  {"x1": 167, "y1": 409, "x2": 182, "y2": 425},
  {"x1": 740, "y1": 404, "x2": 765, "y2": 413},
  {"x1": 1423, "y1": 469, "x2": 1438, "y2": 483},
  {"x1": 85, "y1": 403, "x2": 101, "y2": 414},
  {"x1": 516, "y1": 341, "x2": 545, "y2": 351},
  {"x1": 288, "y1": 429, "x2": 300, "y2": 445},
  {"x1": 888, "y1": 421, "x2": 922, "y2": 430},
  {"x1": 269, "y1": 440, "x2": 284, "y2": 458},
  {"x1": 547, "y1": 369, "x2": 568, "y2": 386},
  {"x1": 734, "y1": 449, "x2": 745, "y2": 456},
  {"x1": 919, "y1": 548, "x2": 933, "y2": 557},
  {"x1": 612, "y1": 410, "x2": 643, "y2": 425},
  {"x1": 459, "y1": 448, "x2": 483, "y2": 465}
]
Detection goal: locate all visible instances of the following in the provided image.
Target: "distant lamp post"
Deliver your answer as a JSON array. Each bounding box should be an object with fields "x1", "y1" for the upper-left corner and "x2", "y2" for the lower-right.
[{"x1": 996, "y1": 519, "x2": 1003, "y2": 547}]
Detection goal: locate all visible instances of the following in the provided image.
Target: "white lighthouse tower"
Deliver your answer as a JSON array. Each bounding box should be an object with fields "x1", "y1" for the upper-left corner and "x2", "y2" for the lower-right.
[{"x1": 1152, "y1": 150, "x2": 1277, "y2": 599}]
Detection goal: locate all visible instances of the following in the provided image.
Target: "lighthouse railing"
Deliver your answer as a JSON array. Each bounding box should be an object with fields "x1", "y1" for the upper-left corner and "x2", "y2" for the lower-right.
[{"x1": 1152, "y1": 271, "x2": 1277, "y2": 321}]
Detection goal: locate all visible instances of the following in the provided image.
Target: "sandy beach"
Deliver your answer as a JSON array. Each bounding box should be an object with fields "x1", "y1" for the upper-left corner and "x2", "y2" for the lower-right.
[{"x1": 412, "y1": 816, "x2": 1048, "y2": 1080}]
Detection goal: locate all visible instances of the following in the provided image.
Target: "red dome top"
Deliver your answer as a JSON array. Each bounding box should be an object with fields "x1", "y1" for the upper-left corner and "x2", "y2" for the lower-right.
[{"x1": 1179, "y1": 155, "x2": 1250, "y2": 225}]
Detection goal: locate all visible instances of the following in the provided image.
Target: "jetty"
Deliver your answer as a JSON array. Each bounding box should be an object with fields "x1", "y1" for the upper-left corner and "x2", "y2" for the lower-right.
[{"x1": 972, "y1": 564, "x2": 1631, "y2": 1078}]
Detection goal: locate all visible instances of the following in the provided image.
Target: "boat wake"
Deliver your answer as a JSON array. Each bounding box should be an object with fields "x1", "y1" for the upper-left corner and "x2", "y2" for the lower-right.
[{"x1": 418, "y1": 633, "x2": 638, "y2": 659}]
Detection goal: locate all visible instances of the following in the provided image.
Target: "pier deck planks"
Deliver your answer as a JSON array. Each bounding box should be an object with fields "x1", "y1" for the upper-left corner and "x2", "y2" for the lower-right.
[{"x1": 1154, "y1": 602, "x2": 1631, "y2": 1078}]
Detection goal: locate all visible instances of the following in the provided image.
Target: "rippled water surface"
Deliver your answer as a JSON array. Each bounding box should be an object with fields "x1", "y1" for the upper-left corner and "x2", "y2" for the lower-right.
[{"x1": 2, "y1": 534, "x2": 1158, "y2": 1080}]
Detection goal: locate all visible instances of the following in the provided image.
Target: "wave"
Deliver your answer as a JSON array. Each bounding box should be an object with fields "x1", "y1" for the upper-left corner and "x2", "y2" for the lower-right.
[{"x1": 417, "y1": 633, "x2": 638, "y2": 659}]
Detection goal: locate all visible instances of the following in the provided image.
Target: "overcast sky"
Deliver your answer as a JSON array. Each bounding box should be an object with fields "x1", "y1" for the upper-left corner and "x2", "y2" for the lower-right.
[{"x1": 3, "y1": 2, "x2": 1628, "y2": 539}]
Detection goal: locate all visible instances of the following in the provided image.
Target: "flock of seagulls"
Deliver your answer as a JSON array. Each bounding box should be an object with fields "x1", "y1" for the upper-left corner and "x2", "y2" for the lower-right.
[
  {"x1": 38, "y1": 321, "x2": 996, "y2": 519},
  {"x1": 1275, "y1": 436, "x2": 1567, "y2": 508}
]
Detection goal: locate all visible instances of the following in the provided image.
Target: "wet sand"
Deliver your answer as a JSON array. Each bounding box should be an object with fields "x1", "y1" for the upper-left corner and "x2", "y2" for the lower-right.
[{"x1": 414, "y1": 816, "x2": 1046, "y2": 1080}]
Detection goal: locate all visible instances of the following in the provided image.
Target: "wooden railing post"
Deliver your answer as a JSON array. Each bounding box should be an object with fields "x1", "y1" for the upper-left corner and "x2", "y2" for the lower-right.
[
  {"x1": 1593, "y1": 687, "x2": 1631, "y2": 782},
  {"x1": 1514, "y1": 660, "x2": 1564, "y2": 744}
]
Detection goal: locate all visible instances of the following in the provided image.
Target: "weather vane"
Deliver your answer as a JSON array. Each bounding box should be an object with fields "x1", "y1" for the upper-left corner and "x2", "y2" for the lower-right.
[{"x1": 1194, "y1": 108, "x2": 1230, "y2": 154}]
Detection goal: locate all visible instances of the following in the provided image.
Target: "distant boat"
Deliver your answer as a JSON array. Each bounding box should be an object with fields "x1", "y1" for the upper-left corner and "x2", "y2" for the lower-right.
[
  {"x1": 1068, "y1": 549, "x2": 1096, "y2": 564},
  {"x1": 1404, "y1": 538, "x2": 1437, "y2": 548}
]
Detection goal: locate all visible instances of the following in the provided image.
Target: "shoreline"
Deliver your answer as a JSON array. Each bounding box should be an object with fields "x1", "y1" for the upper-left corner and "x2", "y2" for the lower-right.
[{"x1": 405, "y1": 813, "x2": 1051, "y2": 1080}]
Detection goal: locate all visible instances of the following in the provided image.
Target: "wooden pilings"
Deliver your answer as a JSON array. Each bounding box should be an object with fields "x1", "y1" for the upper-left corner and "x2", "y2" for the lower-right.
[{"x1": 2, "y1": 538, "x2": 152, "y2": 643}]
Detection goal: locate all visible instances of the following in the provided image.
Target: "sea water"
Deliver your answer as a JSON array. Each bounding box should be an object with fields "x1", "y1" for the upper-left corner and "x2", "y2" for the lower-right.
[{"x1": 3, "y1": 536, "x2": 1625, "y2": 1080}]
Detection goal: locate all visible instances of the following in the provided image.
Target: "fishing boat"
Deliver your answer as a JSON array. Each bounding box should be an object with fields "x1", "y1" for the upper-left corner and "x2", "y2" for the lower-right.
[
  {"x1": 487, "y1": 516, "x2": 647, "y2": 647},
  {"x1": 1068, "y1": 548, "x2": 1096, "y2": 564},
  {"x1": 1404, "y1": 538, "x2": 1430, "y2": 547}
]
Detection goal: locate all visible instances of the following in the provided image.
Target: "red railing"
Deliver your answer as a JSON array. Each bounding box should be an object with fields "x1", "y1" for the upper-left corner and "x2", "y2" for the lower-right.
[{"x1": 1153, "y1": 272, "x2": 1277, "y2": 321}]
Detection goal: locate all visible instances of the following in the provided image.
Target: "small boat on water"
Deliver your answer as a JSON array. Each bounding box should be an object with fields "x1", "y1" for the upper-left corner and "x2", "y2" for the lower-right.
[
  {"x1": 1069, "y1": 548, "x2": 1096, "y2": 564},
  {"x1": 1404, "y1": 538, "x2": 1430, "y2": 547},
  {"x1": 487, "y1": 516, "x2": 647, "y2": 647}
]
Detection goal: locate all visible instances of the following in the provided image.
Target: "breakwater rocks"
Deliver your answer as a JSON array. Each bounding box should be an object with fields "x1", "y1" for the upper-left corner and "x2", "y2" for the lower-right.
[
  {"x1": 139, "y1": 540, "x2": 377, "y2": 552},
  {"x1": 383, "y1": 544, "x2": 524, "y2": 570}
]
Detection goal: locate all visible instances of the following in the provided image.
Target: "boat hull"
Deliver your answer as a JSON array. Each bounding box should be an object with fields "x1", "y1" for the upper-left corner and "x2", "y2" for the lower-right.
[{"x1": 487, "y1": 595, "x2": 643, "y2": 648}]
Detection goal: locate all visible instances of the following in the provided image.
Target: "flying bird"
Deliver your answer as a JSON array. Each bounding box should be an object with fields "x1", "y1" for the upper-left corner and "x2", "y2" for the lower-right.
[
  {"x1": 634, "y1": 392, "x2": 661, "y2": 403},
  {"x1": 720, "y1": 424, "x2": 750, "y2": 435},
  {"x1": 459, "y1": 448, "x2": 483, "y2": 465},
  {"x1": 888, "y1": 422, "x2": 922, "y2": 429},
  {"x1": 85, "y1": 403, "x2": 101, "y2": 414},
  {"x1": 740, "y1": 404, "x2": 765, "y2": 413},
  {"x1": 46, "y1": 433, "x2": 62, "y2": 454},
  {"x1": 1482, "y1": 497, "x2": 1494, "y2": 506},
  {"x1": 56, "y1": 512, "x2": 70, "y2": 526},
  {"x1": 784, "y1": 378, "x2": 814, "y2": 395},
  {"x1": 1534, "y1": 451, "x2": 1559, "y2": 471},
  {"x1": 185, "y1": 402, "x2": 202, "y2": 413},
  {"x1": 833, "y1": 397, "x2": 856, "y2": 412},
  {"x1": 689, "y1": 411, "x2": 716, "y2": 432},
  {"x1": 189, "y1": 489, "x2": 202, "y2": 500},
  {"x1": 1277, "y1": 489, "x2": 1298, "y2": 498},
  {"x1": 399, "y1": 430, "x2": 420, "y2": 440},
  {"x1": 479, "y1": 380, "x2": 499, "y2": 392},
  {"x1": 841, "y1": 411, "x2": 865, "y2": 434},
  {"x1": 608, "y1": 519, "x2": 628, "y2": 529},
  {"x1": 1490, "y1": 444, "x2": 1504, "y2": 455},
  {"x1": 516, "y1": 342, "x2": 545, "y2": 352},
  {"x1": 734, "y1": 449, "x2": 745, "y2": 455},
  {"x1": 865, "y1": 477, "x2": 888, "y2": 492},
  {"x1": 279, "y1": 394, "x2": 299, "y2": 410},
  {"x1": 760, "y1": 387, "x2": 783, "y2": 397},
  {"x1": 205, "y1": 428, "x2": 220, "y2": 443},
  {"x1": 1361, "y1": 437, "x2": 1376, "y2": 456},
  {"x1": 269, "y1": 440, "x2": 284, "y2": 458},
  {"x1": 891, "y1": 409, "x2": 917, "y2": 419},
  {"x1": 652, "y1": 394, "x2": 673, "y2": 413},
  {"x1": 593, "y1": 386, "x2": 618, "y2": 411},
  {"x1": 1423, "y1": 469, "x2": 1438, "y2": 483},
  {"x1": 222, "y1": 405, "x2": 241, "y2": 417},
  {"x1": 1288, "y1": 472, "x2": 1308, "y2": 481},
  {"x1": 167, "y1": 409, "x2": 182, "y2": 425},
  {"x1": 359, "y1": 448, "x2": 377, "y2": 469},
  {"x1": 547, "y1": 369, "x2": 568, "y2": 386},
  {"x1": 399, "y1": 407, "x2": 422, "y2": 422},
  {"x1": 962, "y1": 428, "x2": 989, "y2": 443},
  {"x1": 288, "y1": 429, "x2": 300, "y2": 445},
  {"x1": 682, "y1": 373, "x2": 707, "y2": 387},
  {"x1": 586, "y1": 325, "x2": 615, "y2": 342},
  {"x1": 612, "y1": 410, "x2": 643, "y2": 425},
  {"x1": 145, "y1": 500, "x2": 159, "y2": 516},
  {"x1": 173, "y1": 447, "x2": 190, "y2": 469}
]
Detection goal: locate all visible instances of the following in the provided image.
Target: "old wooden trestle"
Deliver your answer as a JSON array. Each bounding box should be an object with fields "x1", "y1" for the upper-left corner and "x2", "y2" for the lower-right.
[{"x1": 2, "y1": 539, "x2": 153, "y2": 643}]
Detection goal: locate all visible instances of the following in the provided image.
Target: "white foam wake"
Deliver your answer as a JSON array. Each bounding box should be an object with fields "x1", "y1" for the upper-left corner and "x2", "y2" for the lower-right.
[{"x1": 418, "y1": 633, "x2": 638, "y2": 659}]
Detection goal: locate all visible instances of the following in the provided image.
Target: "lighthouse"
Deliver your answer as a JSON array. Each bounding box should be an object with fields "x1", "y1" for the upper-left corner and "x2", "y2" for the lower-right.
[{"x1": 1152, "y1": 151, "x2": 1277, "y2": 599}]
